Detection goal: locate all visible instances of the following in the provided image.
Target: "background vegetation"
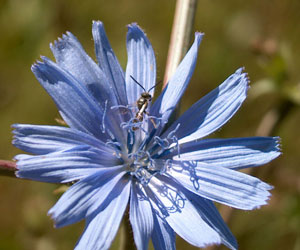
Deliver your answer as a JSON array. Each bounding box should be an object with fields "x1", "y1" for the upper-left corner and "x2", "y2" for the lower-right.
[{"x1": 0, "y1": 0, "x2": 299, "y2": 249}]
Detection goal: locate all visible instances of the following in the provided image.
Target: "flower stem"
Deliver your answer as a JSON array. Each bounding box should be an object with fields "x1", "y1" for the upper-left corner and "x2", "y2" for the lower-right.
[
  {"x1": 0, "y1": 160, "x2": 17, "y2": 177},
  {"x1": 163, "y1": 0, "x2": 198, "y2": 89}
]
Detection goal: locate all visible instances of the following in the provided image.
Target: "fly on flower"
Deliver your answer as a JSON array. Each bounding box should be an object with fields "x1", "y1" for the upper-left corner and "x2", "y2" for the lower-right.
[
  {"x1": 12, "y1": 21, "x2": 281, "y2": 250},
  {"x1": 129, "y1": 75, "x2": 161, "y2": 130}
]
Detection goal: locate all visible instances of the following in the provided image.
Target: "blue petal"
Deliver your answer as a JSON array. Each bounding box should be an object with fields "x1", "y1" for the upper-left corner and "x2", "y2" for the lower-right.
[
  {"x1": 125, "y1": 23, "x2": 156, "y2": 106},
  {"x1": 92, "y1": 21, "x2": 127, "y2": 106},
  {"x1": 32, "y1": 58, "x2": 107, "y2": 140},
  {"x1": 170, "y1": 137, "x2": 281, "y2": 169},
  {"x1": 48, "y1": 167, "x2": 126, "y2": 227},
  {"x1": 16, "y1": 145, "x2": 120, "y2": 183},
  {"x1": 167, "y1": 161, "x2": 273, "y2": 210},
  {"x1": 151, "y1": 211, "x2": 176, "y2": 250},
  {"x1": 75, "y1": 177, "x2": 130, "y2": 250},
  {"x1": 51, "y1": 31, "x2": 128, "y2": 141},
  {"x1": 129, "y1": 183, "x2": 154, "y2": 250},
  {"x1": 185, "y1": 192, "x2": 238, "y2": 250},
  {"x1": 147, "y1": 176, "x2": 221, "y2": 248},
  {"x1": 150, "y1": 33, "x2": 203, "y2": 130},
  {"x1": 50, "y1": 31, "x2": 119, "y2": 107},
  {"x1": 12, "y1": 124, "x2": 115, "y2": 155},
  {"x1": 32, "y1": 58, "x2": 125, "y2": 144},
  {"x1": 165, "y1": 68, "x2": 249, "y2": 144}
]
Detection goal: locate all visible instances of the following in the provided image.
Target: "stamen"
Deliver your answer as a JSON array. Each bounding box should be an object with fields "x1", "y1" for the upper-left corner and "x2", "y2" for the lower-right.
[
  {"x1": 145, "y1": 151, "x2": 156, "y2": 171},
  {"x1": 105, "y1": 127, "x2": 116, "y2": 141},
  {"x1": 173, "y1": 136, "x2": 180, "y2": 158},
  {"x1": 117, "y1": 110, "x2": 179, "y2": 186},
  {"x1": 105, "y1": 140, "x2": 122, "y2": 159},
  {"x1": 147, "y1": 115, "x2": 163, "y2": 129},
  {"x1": 167, "y1": 123, "x2": 180, "y2": 140},
  {"x1": 154, "y1": 136, "x2": 169, "y2": 149},
  {"x1": 105, "y1": 140, "x2": 121, "y2": 150},
  {"x1": 160, "y1": 159, "x2": 171, "y2": 174},
  {"x1": 135, "y1": 168, "x2": 152, "y2": 185},
  {"x1": 128, "y1": 160, "x2": 153, "y2": 185},
  {"x1": 121, "y1": 117, "x2": 148, "y2": 134},
  {"x1": 111, "y1": 104, "x2": 127, "y2": 110},
  {"x1": 137, "y1": 136, "x2": 147, "y2": 152},
  {"x1": 152, "y1": 123, "x2": 181, "y2": 158},
  {"x1": 101, "y1": 100, "x2": 108, "y2": 133},
  {"x1": 110, "y1": 104, "x2": 136, "y2": 112},
  {"x1": 99, "y1": 101, "x2": 115, "y2": 141}
]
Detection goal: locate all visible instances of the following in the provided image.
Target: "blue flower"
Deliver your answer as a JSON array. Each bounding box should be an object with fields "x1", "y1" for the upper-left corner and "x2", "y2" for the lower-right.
[{"x1": 13, "y1": 21, "x2": 281, "y2": 250}]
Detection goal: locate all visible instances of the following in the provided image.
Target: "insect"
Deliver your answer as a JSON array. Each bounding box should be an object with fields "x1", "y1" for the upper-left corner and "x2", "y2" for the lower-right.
[{"x1": 130, "y1": 76, "x2": 161, "y2": 130}]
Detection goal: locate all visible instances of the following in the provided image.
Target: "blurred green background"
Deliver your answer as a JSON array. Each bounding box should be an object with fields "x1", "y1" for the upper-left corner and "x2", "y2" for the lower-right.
[{"x1": 0, "y1": 0, "x2": 299, "y2": 249}]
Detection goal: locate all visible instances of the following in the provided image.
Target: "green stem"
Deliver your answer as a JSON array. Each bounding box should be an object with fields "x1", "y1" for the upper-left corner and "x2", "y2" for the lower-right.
[{"x1": 163, "y1": 0, "x2": 198, "y2": 89}]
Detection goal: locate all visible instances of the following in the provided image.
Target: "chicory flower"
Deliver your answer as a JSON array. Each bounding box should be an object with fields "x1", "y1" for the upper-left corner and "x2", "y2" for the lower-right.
[{"x1": 13, "y1": 21, "x2": 280, "y2": 250}]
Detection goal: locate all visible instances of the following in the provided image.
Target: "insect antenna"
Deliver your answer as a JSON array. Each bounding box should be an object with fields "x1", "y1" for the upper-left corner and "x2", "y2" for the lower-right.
[
  {"x1": 130, "y1": 75, "x2": 146, "y2": 92},
  {"x1": 147, "y1": 80, "x2": 162, "y2": 92}
]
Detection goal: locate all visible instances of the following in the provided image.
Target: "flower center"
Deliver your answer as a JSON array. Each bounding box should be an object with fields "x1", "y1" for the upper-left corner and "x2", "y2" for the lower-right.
[
  {"x1": 108, "y1": 104, "x2": 181, "y2": 185},
  {"x1": 126, "y1": 148, "x2": 159, "y2": 185}
]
